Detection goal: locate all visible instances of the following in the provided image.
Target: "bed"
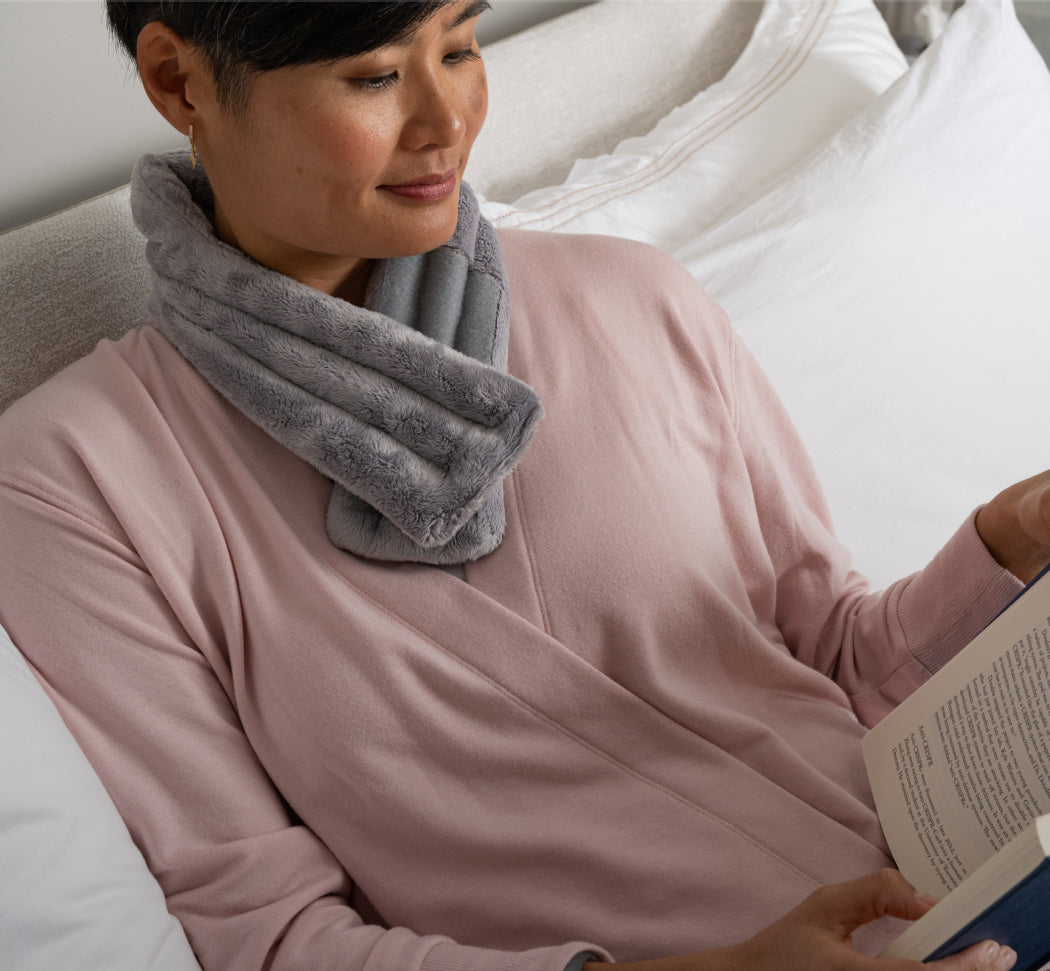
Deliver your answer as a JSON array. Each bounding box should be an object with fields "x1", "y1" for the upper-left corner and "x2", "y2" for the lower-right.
[{"x1": 2, "y1": 0, "x2": 1049, "y2": 967}]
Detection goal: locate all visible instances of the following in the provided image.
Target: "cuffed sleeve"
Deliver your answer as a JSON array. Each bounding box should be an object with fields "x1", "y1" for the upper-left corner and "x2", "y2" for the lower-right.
[{"x1": 726, "y1": 327, "x2": 1021, "y2": 729}]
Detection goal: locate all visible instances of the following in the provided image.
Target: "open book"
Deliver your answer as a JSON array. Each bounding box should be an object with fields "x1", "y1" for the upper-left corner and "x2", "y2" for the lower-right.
[{"x1": 862, "y1": 566, "x2": 1050, "y2": 969}]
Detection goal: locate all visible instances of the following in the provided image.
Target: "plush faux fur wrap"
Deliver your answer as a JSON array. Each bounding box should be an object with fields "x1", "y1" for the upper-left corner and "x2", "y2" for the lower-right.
[{"x1": 130, "y1": 151, "x2": 542, "y2": 564}]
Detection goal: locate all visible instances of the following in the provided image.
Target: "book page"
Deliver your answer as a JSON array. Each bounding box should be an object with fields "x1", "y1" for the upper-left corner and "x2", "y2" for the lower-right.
[{"x1": 863, "y1": 571, "x2": 1050, "y2": 897}]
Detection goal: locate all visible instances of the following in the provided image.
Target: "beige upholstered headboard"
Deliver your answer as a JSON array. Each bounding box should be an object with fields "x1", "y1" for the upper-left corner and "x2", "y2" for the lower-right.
[{"x1": 0, "y1": 1, "x2": 757, "y2": 413}]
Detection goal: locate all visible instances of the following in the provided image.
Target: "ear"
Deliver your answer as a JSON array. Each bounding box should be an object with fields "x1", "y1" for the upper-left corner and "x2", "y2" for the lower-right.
[{"x1": 136, "y1": 21, "x2": 213, "y2": 137}]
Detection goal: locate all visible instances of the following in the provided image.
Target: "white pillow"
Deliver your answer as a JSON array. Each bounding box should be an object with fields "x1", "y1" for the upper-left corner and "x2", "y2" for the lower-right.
[
  {"x1": 483, "y1": 0, "x2": 908, "y2": 247},
  {"x1": 673, "y1": 0, "x2": 1050, "y2": 588},
  {"x1": 0, "y1": 623, "x2": 202, "y2": 971}
]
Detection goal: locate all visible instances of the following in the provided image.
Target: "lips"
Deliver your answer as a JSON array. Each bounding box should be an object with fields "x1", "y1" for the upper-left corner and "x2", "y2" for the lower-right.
[{"x1": 379, "y1": 170, "x2": 458, "y2": 202}]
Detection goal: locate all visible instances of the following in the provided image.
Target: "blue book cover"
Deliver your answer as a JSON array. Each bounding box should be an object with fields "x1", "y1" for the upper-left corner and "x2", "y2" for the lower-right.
[
  {"x1": 865, "y1": 565, "x2": 1050, "y2": 967},
  {"x1": 878, "y1": 806, "x2": 1050, "y2": 964},
  {"x1": 922, "y1": 857, "x2": 1050, "y2": 970}
]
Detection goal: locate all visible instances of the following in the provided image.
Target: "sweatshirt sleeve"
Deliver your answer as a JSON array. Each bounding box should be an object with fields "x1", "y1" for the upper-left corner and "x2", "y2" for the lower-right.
[
  {"x1": 0, "y1": 405, "x2": 609, "y2": 971},
  {"x1": 723, "y1": 324, "x2": 1023, "y2": 728}
]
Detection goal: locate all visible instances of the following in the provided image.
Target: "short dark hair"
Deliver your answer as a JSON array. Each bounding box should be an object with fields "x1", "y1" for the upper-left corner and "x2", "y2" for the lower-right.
[{"x1": 106, "y1": 1, "x2": 452, "y2": 113}]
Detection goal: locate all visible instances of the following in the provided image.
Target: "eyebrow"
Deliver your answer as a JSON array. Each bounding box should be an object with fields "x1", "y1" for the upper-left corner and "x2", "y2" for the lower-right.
[
  {"x1": 445, "y1": 0, "x2": 492, "y2": 33},
  {"x1": 374, "y1": 1, "x2": 491, "y2": 53}
]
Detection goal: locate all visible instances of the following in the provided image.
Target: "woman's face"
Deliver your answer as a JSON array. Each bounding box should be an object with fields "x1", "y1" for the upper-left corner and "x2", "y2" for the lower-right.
[{"x1": 191, "y1": 1, "x2": 489, "y2": 298}]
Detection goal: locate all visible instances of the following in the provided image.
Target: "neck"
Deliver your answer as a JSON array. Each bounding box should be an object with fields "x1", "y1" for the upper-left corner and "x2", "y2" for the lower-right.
[{"x1": 212, "y1": 198, "x2": 373, "y2": 305}]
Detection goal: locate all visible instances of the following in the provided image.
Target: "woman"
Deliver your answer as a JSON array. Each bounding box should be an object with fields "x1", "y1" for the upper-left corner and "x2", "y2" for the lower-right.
[{"x1": 0, "y1": 2, "x2": 1045, "y2": 969}]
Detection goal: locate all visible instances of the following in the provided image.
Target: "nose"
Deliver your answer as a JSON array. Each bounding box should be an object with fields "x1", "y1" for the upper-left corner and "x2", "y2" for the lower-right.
[{"x1": 400, "y1": 70, "x2": 466, "y2": 151}]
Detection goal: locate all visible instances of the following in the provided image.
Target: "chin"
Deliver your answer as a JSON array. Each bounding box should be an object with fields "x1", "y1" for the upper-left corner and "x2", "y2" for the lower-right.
[{"x1": 399, "y1": 213, "x2": 463, "y2": 258}]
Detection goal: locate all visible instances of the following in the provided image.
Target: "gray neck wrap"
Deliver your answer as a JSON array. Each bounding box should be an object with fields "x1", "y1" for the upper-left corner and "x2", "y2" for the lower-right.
[{"x1": 130, "y1": 151, "x2": 542, "y2": 565}]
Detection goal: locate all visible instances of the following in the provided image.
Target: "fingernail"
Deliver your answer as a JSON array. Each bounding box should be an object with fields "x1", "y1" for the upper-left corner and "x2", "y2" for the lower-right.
[
  {"x1": 991, "y1": 944, "x2": 1016, "y2": 965},
  {"x1": 979, "y1": 942, "x2": 1013, "y2": 969}
]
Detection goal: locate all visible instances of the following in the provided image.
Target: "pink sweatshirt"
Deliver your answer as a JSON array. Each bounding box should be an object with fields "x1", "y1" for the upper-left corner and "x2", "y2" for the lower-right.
[{"x1": 0, "y1": 231, "x2": 1021, "y2": 971}]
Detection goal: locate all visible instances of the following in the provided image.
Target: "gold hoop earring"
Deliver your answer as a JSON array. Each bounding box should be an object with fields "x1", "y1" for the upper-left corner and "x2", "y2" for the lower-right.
[{"x1": 188, "y1": 124, "x2": 200, "y2": 170}]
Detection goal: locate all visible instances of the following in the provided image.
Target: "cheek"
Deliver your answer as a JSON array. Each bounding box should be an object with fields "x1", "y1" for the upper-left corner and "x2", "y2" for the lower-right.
[
  {"x1": 474, "y1": 69, "x2": 488, "y2": 118},
  {"x1": 465, "y1": 72, "x2": 488, "y2": 144},
  {"x1": 312, "y1": 113, "x2": 400, "y2": 179}
]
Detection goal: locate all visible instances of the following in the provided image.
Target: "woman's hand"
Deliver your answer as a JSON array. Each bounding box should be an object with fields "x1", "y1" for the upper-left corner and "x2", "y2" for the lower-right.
[
  {"x1": 583, "y1": 869, "x2": 1016, "y2": 971},
  {"x1": 977, "y1": 470, "x2": 1050, "y2": 583}
]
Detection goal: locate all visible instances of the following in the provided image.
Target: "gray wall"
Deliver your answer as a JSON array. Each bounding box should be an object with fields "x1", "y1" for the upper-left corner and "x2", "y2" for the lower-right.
[
  {"x1": 1017, "y1": 1, "x2": 1050, "y2": 64},
  {"x1": 0, "y1": 0, "x2": 591, "y2": 233},
  {"x1": 875, "y1": 0, "x2": 1050, "y2": 62}
]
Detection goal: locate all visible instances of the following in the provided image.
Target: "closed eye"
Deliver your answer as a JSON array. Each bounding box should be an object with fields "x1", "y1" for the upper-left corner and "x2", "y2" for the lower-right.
[
  {"x1": 354, "y1": 72, "x2": 399, "y2": 92},
  {"x1": 348, "y1": 40, "x2": 479, "y2": 92},
  {"x1": 444, "y1": 46, "x2": 481, "y2": 66}
]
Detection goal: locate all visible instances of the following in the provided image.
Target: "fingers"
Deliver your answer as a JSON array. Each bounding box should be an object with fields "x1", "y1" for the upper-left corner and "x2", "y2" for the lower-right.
[
  {"x1": 1016, "y1": 478, "x2": 1050, "y2": 548},
  {"x1": 925, "y1": 939, "x2": 1017, "y2": 971},
  {"x1": 977, "y1": 470, "x2": 1050, "y2": 582},
  {"x1": 804, "y1": 873, "x2": 1017, "y2": 971},
  {"x1": 802, "y1": 868, "x2": 938, "y2": 935},
  {"x1": 806, "y1": 872, "x2": 1016, "y2": 971}
]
